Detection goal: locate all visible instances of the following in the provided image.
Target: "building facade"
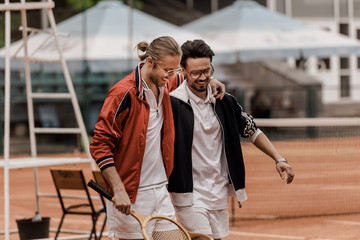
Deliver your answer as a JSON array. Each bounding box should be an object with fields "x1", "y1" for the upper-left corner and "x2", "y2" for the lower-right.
[{"x1": 181, "y1": 0, "x2": 360, "y2": 105}]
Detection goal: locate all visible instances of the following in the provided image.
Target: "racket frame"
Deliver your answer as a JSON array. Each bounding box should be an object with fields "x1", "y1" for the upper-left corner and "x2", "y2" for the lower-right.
[
  {"x1": 188, "y1": 231, "x2": 214, "y2": 240},
  {"x1": 87, "y1": 179, "x2": 192, "y2": 240}
]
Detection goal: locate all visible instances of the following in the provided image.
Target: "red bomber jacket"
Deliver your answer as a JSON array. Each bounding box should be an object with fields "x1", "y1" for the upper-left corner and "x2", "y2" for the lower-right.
[{"x1": 90, "y1": 64, "x2": 182, "y2": 203}]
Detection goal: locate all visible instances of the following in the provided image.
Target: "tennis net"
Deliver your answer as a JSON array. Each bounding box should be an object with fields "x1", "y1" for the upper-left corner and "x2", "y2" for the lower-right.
[{"x1": 231, "y1": 117, "x2": 360, "y2": 220}]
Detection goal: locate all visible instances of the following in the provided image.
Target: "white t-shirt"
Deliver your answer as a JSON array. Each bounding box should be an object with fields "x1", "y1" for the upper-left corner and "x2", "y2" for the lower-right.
[
  {"x1": 138, "y1": 80, "x2": 168, "y2": 191},
  {"x1": 186, "y1": 84, "x2": 229, "y2": 210}
]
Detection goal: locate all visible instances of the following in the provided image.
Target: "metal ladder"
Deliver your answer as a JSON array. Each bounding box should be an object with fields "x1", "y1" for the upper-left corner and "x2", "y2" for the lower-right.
[
  {"x1": 20, "y1": 6, "x2": 93, "y2": 161},
  {"x1": 1, "y1": 1, "x2": 95, "y2": 239}
]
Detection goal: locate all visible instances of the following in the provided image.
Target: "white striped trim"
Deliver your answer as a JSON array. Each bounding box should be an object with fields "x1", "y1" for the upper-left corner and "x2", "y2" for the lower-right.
[{"x1": 111, "y1": 87, "x2": 134, "y2": 137}]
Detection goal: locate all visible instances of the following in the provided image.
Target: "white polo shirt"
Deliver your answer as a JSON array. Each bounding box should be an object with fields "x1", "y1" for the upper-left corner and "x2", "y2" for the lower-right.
[
  {"x1": 138, "y1": 80, "x2": 168, "y2": 190},
  {"x1": 185, "y1": 84, "x2": 229, "y2": 210}
]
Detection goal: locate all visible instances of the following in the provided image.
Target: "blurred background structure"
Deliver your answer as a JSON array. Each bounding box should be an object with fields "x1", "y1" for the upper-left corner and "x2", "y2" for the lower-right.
[
  {"x1": 143, "y1": 0, "x2": 360, "y2": 118},
  {"x1": 2, "y1": 1, "x2": 360, "y2": 155},
  {"x1": 0, "y1": 0, "x2": 204, "y2": 154},
  {"x1": 1, "y1": 1, "x2": 360, "y2": 240}
]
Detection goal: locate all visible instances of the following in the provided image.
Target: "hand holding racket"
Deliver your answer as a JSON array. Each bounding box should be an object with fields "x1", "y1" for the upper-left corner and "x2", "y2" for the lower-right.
[{"x1": 87, "y1": 179, "x2": 213, "y2": 240}]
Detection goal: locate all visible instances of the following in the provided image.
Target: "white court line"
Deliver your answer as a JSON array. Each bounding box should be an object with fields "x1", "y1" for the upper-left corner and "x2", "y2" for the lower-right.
[
  {"x1": 229, "y1": 230, "x2": 336, "y2": 240},
  {"x1": 325, "y1": 219, "x2": 360, "y2": 226}
]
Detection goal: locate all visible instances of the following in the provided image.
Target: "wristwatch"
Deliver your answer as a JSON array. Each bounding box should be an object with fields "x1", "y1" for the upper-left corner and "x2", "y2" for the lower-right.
[{"x1": 275, "y1": 158, "x2": 288, "y2": 164}]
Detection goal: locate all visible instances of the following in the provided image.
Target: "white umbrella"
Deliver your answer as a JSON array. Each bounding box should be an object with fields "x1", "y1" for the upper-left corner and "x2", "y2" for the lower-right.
[
  {"x1": 0, "y1": 0, "x2": 202, "y2": 72},
  {"x1": 183, "y1": 0, "x2": 360, "y2": 63}
]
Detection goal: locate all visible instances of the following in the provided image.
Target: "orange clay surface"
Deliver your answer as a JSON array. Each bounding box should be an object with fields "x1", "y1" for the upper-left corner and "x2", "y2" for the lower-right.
[{"x1": 1, "y1": 136, "x2": 360, "y2": 240}]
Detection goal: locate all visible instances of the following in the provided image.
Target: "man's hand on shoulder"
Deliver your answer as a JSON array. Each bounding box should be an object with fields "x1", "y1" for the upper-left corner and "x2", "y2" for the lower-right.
[{"x1": 210, "y1": 77, "x2": 225, "y2": 100}]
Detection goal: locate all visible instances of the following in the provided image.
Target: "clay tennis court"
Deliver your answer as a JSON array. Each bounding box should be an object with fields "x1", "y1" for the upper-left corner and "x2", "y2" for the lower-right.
[{"x1": 1, "y1": 135, "x2": 360, "y2": 239}]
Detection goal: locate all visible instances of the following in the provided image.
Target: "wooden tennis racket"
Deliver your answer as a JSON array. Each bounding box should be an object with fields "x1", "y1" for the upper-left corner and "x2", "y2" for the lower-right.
[
  {"x1": 188, "y1": 232, "x2": 215, "y2": 240},
  {"x1": 87, "y1": 179, "x2": 213, "y2": 240}
]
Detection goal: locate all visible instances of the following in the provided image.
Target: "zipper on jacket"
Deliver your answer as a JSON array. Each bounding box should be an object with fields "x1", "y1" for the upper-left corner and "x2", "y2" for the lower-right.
[
  {"x1": 185, "y1": 100, "x2": 195, "y2": 203},
  {"x1": 213, "y1": 101, "x2": 242, "y2": 208}
]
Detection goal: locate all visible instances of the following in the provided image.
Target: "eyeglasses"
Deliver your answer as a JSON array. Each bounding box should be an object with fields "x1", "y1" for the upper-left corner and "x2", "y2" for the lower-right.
[
  {"x1": 188, "y1": 65, "x2": 214, "y2": 79},
  {"x1": 155, "y1": 62, "x2": 182, "y2": 78}
]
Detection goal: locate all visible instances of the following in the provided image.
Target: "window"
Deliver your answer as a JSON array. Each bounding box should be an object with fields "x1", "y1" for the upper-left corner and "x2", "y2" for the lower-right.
[
  {"x1": 340, "y1": 75, "x2": 350, "y2": 98},
  {"x1": 340, "y1": 57, "x2": 349, "y2": 69},
  {"x1": 339, "y1": 23, "x2": 349, "y2": 36},
  {"x1": 318, "y1": 58, "x2": 331, "y2": 70},
  {"x1": 292, "y1": 0, "x2": 334, "y2": 18}
]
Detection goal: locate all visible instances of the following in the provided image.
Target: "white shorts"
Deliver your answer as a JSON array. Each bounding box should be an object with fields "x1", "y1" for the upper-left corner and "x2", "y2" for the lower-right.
[
  {"x1": 175, "y1": 206, "x2": 229, "y2": 239},
  {"x1": 106, "y1": 185, "x2": 176, "y2": 239}
]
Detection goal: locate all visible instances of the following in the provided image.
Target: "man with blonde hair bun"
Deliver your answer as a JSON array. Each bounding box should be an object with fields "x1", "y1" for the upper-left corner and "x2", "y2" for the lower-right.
[{"x1": 90, "y1": 36, "x2": 225, "y2": 239}]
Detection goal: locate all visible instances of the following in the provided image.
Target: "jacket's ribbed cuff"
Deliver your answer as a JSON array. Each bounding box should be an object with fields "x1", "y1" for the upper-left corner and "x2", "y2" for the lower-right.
[
  {"x1": 97, "y1": 156, "x2": 115, "y2": 171},
  {"x1": 250, "y1": 129, "x2": 262, "y2": 143}
]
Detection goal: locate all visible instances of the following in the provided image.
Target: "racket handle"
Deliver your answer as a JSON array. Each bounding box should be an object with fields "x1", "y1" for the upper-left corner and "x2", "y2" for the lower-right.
[{"x1": 87, "y1": 179, "x2": 114, "y2": 202}]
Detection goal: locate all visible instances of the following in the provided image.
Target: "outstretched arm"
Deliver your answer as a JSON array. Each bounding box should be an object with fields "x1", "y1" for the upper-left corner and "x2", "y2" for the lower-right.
[{"x1": 251, "y1": 132, "x2": 295, "y2": 184}]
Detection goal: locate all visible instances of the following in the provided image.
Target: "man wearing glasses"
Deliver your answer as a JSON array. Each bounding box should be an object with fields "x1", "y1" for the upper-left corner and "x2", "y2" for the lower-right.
[
  {"x1": 168, "y1": 39, "x2": 294, "y2": 240},
  {"x1": 90, "y1": 36, "x2": 225, "y2": 239}
]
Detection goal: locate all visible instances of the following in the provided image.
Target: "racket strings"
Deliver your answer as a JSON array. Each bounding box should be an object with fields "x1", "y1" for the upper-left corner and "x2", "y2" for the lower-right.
[{"x1": 146, "y1": 218, "x2": 189, "y2": 240}]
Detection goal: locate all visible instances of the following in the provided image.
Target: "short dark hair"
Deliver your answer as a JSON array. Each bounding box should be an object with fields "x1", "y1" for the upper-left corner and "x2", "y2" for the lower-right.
[{"x1": 180, "y1": 39, "x2": 215, "y2": 68}]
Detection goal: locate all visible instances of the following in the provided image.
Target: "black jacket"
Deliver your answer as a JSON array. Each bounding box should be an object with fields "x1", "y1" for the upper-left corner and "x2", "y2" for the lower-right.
[{"x1": 168, "y1": 83, "x2": 259, "y2": 206}]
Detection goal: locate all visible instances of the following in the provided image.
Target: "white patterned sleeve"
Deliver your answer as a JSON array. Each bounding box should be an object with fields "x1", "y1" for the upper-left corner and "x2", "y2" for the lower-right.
[{"x1": 241, "y1": 111, "x2": 262, "y2": 143}]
